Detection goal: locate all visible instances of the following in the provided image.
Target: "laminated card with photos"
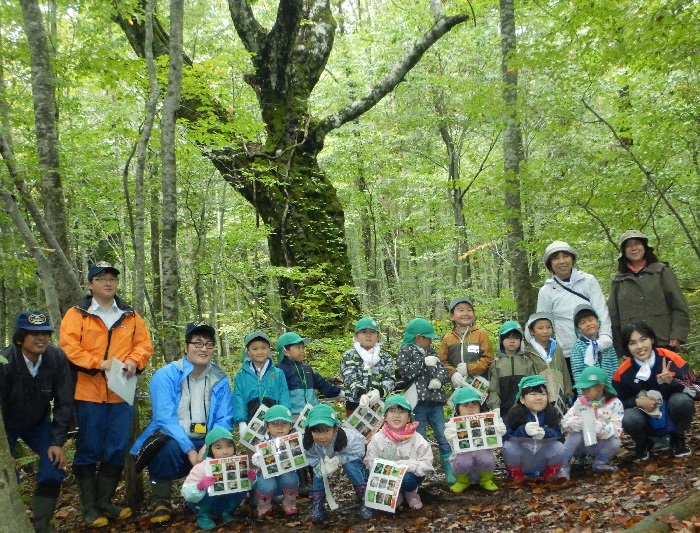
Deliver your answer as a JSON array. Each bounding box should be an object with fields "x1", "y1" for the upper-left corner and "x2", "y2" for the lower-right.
[
  {"x1": 293, "y1": 403, "x2": 314, "y2": 433},
  {"x1": 205, "y1": 455, "x2": 251, "y2": 496},
  {"x1": 450, "y1": 409, "x2": 503, "y2": 454},
  {"x1": 365, "y1": 458, "x2": 408, "y2": 513},
  {"x1": 239, "y1": 404, "x2": 269, "y2": 452},
  {"x1": 256, "y1": 432, "x2": 309, "y2": 479},
  {"x1": 343, "y1": 400, "x2": 385, "y2": 441}
]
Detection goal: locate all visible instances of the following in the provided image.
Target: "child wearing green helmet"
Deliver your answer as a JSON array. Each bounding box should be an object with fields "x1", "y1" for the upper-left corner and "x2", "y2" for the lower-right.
[
  {"x1": 485, "y1": 321, "x2": 539, "y2": 414},
  {"x1": 249, "y1": 405, "x2": 301, "y2": 517},
  {"x1": 502, "y1": 375, "x2": 566, "y2": 483},
  {"x1": 364, "y1": 395, "x2": 434, "y2": 510},
  {"x1": 340, "y1": 317, "x2": 396, "y2": 416},
  {"x1": 180, "y1": 428, "x2": 246, "y2": 530},
  {"x1": 444, "y1": 387, "x2": 507, "y2": 493}
]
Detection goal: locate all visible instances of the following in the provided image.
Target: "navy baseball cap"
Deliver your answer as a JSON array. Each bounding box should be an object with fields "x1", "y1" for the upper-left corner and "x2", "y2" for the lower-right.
[
  {"x1": 16, "y1": 311, "x2": 55, "y2": 332},
  {"x1": 185, "y1": 320, "x2": 216, "y2": 340},
  {"x1": 87, "y1": 261, "x2": 120, "y2": 281}
]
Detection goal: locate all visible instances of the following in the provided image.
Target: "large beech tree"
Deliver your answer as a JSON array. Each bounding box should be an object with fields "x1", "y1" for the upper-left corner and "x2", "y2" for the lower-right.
[{"x1": 113, "y1": 0, "x2": 469, "y2": 331}]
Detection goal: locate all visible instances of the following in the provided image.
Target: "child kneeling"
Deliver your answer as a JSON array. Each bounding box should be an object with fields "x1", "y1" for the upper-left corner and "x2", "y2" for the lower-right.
[
  {"x1": 250, "y1": 405, "x2": 300, "y2": 517},
  {"x1": 503, "y1": 375, "x2": 566, "y2": 483},
  {"x1": 444, "y1": 387, "x2": 506, "y2": 492},
  {"x1": 181, "y1": 428, "x2": 246, "y2": 530},
  {"x1": 303, "y1": 404, "x2": 372, "y2": 523},
  {"x1": 560, "y1": 367, "x2": 623, "y2": 479},
  {"x1": 364, "y1": 395, "x2": 434, "y2": 510}
]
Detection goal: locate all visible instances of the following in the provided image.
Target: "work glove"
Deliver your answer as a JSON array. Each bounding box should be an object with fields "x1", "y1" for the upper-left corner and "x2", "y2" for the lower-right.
[
  {"x1": 444, "y1": 420, "x2": 458, "y2": 441},
  {"x1": 451, "y1": 372, "x2": 466, "y2": 388},
  {"x1": 493, "y1": 417, "x2": 507, "y2": 437},
  {"x1": 196, "y1": 476, "x2": 216, "y2": 491},
  {"x1": 336, "y1": 389, "x2": 346, "y2": 401},
  {"x1": 456, "y1": 363, "x2": 468, "y2": 376},
  {"x1": 366, "y1": 389, "x2": 381, "y2": 405},
  {"x1": 424, "y1": 356, "x2": 440, "y2": 367},
  {"x1": 251, "y1": 452, "x2": 263, "y2": 468},
  {"x1": 238, "y1": 422, "x2": 248, "y2": 437},
  {"x1": 597, "y1": 334, "x2": 613, "y2": 351},
  {"x1": 566, "y1": 417, "x2": 582, "y2": 432},
  {"x1": 321, "y1": 456, "x2": 340, "y2": 477},
  {"x1": 525, "y1": 421, "x2": 545, "y2": 440},
  {"x1": 428, "y1": 378, "x2": 443, "y2": 390},
  {"x1": 396, "y1": 459, "x2": 419, "y2": 473}
]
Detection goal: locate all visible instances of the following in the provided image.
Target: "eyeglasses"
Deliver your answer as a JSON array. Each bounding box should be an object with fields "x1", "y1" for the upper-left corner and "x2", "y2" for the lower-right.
[
  {"x1": 93, "y1": 277, "x2": 118, "y2": 283},
  {"x1": 189, "y1": 341, "x2": 215, "y2": 349}
]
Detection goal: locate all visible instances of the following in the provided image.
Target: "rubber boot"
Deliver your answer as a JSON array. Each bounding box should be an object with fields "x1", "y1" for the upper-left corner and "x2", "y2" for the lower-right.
[
  {"x1": 355, "y1": 485, "x2": 372, "y2": 520},
  {"x1": 309, "y1": 493, "x2": 327, "y2": 524},
  {"x1": 542, "y1": 465, "x2": 561, "y2": 483},
  {"x1": 450, "y1": 475, "x2": 470, "y2": 493},
  {"x1": 506, "y1": 465, "x2": 526, "y2": 483},
  {"x1": 96, "y1": 464, "x2": 132, "y2": 520},
  {"x1": 440, "y1": 454, "x2": 456, "y2": 484},
  {"x1": 32, "y1": 496, "x2": 58, "y2": 533},
  {"x1": 256, "y1": 491, "x2": 273, "y2": 518},
  {"x1": 196, "y1": 505, "x2": 217, "y2": 531},
  {"x1": 405, "y1": 490, "x2": 423, "y2": 510},
  {"x1": 149, "y1": 479, "x2": 172, "y2": 524},
  {"x1": 282, "y1": 488, "x2": 299, "y2": 515},
  {"x1": 479, "y1": 472, "x2": 498, "y2": 491},
  {"x1": 73, "y1": 465, "x2": 108, "y2": 528},
  {"x1": 297, "y1": 466, "x2": 310, "y2": 497}
]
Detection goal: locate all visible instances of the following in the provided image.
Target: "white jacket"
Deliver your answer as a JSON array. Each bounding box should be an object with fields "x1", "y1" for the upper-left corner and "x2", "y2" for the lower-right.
[
  {"x1": 364, "y1": 427, "x2": 434, "y2": 478},
  {"x1": 537, "y1": 268, "x2": 612, "y2": 358}
]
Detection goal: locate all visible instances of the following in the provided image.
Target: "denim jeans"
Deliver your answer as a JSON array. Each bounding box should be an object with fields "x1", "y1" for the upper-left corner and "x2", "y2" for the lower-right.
[
  {"x1": 413, "y1": 401, "x2": 451, "y2": 456},
  {"x1": 622, "y1": 392, "x2": 695, "y2": 446},
  {"x1": 255, "y1": 470, "x2": 300, "y2": 497},
  {"x1": 400, "y1": 472, "x2": 424, "y2": 493},
  {"x1": 148, "y1": 435, "x2": 206, "y2": 481},
  {"x1": 310, "y1": 458, "x2": 367, "y2": 495},
  {"x1": 74, "y1": 400, "x2": 135, "y2": 466},
  {"x1": 6, "y1": 417, "x2": 65, "y2": 487}
]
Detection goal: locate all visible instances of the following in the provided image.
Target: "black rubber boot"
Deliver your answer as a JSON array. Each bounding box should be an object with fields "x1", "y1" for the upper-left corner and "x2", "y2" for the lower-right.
[
  {"x1": 73, "y1": 465, "x2": 108, "y2": 528},
  {"x1": 95, "y1": 463, "x2": 132, "y2": 520}
]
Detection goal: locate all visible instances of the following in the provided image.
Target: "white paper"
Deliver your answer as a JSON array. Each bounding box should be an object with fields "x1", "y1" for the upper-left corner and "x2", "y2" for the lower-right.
[
  {"x1": 449, "y1": 409, "x2": 503, "y2": 454},
  {"x1": 239, "y1": 405, "x2": 269, "y2": 452},
  {"x1": 205, "y1": 455, "x2": 252, "y2": 495},
  {"x1": 365, "y1": 459, "x2": 408, "y2": 513},
  {"x1": 343, "y1": 400, "x2": 385, "y2": 441},
  {"x1": 106, "y1": 359, "x2": 137, "y2": 405},
  {"x1": 321, "y1": 462, "x2": 339, "y2": 510},
  {"x1": 403, "y1": 384, "x2": 418, "y2": 408},
  {"x1": 256, "y1": 433, "x2": 308, "y2": 479}
]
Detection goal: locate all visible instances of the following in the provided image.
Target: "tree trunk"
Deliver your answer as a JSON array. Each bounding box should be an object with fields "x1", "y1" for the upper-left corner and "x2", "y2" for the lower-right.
[
  {"x1": 499, "y1": 0, "x2": 535, "y2": 322},
  {"x1": 0, "y1": 413, "x2": 35, "y2": 533},
  {"x1": 159, "y1": 0, "x2": 184, "y2": 358}
]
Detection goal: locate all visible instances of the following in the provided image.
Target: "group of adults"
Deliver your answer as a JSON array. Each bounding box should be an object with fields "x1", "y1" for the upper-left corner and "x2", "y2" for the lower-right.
[{"x1": 537, "y1": 229, "x2": 692, "y2": 458}]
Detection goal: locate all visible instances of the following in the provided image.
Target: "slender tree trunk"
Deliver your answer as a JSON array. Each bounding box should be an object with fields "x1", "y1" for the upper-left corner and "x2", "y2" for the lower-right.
[
  {"x1": 499, "y1": 0, "x2": 535, "y2": 322},
  {"x1": 160, "y1": 0, "x2": 183, "y2": 358},
  {"x1": 0, "y1": 414, "x2": 34, "y2": 533}
]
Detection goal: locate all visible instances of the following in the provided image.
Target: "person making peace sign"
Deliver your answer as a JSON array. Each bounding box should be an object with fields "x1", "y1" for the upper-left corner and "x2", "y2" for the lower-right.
[{"x1": 613, "y1": 322, "x2": 696, "y2": 461}]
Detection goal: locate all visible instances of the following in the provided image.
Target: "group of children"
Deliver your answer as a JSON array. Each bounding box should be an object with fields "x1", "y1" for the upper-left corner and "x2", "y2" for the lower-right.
[{"x1": 174, "y1": 296, "x2": 682, "y2": 527}]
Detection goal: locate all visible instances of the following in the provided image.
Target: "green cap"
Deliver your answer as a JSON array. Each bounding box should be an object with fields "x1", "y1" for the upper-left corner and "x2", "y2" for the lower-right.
[
  {"x1": 574, "y1": 367, "x2": 617, "y2": 395},
  {"x1": 264, "y1": 405, "x2": 293, "y2": 424},
  {"x1": 452, "y1": 386, "x2": 483, "y2": 405},
  {"x1": 241, "y1": 331, "x2": 271, "y2": 361},
  {"x1": 276, "y1": 332, "x2": 311, "y2": 356},
  {"x1": 384, "y1": 395, "x2": 413, "y2": 413},
  {"x1": 515, "y1": 375, "x2": 548, "y2": 401},
  {"x1": 402, "y1": 318, "x2": 439, "y2": 345},
  {"x1": 499, "y1": 320, "x2": 523, "y2": 338},
  {"x1": 204, "y1": 427, "x2": 234, "y2": 457},
  {"x1": 355, "y1": 317, "x2": 380, "y2": 333},
  {"x1": 304, "y1": 404, "x2": 340, "y2": 428}
]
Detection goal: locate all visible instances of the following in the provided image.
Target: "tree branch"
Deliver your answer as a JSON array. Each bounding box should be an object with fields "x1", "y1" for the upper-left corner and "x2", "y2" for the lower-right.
[
  {"x1": 317, "y1": 14, "x2": 470, "y2": 136},
  {"x1": 226, "y1": 0, "x2": 267, "y2": 56}
]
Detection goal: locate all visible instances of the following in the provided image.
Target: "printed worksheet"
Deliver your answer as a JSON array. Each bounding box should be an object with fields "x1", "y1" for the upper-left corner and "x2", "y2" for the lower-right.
[
  {"x1": 205, "y1": 455, "x2": 251, "y2": 496},
  {"x1": 343, "y1": 400, "x2": 385, "y2": 441},
  {"x1": 256, "y1": 432, "x2": 308, "y2": 479},
  {"x1": 365, "y1": 459, "x2": 407, "y2": 513},
  {"x1": 239, "y1": 405, "x2": 269, "y2": 452},
  {"x1": 450, "y1": 409, "x2": 503, "y2": 454}
]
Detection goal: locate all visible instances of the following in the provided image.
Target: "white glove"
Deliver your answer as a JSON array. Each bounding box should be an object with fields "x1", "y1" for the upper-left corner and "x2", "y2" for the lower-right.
[
  {"x1": 424, "y1": 356, "x2": 440, "y2": 367},
  {"x1": 358, "y1": 394, "x2": 370, "y2": 408},
  {"x1": 451, "y1": 372, "x2": 466, "y2": 388},
  {"x1": 396, "y1": 460, "x2": 419, "y2": 473},
  {"x1": 336, "y1": 389, "x2": 346, "y2": 401},
  {"x1": 566, "y1": 417, "x2": 582, "y2": 432},
  {"x1": 493, "y1": 418, "x2": 507, "y2": 437},
  {"x1": 428, "y1": 378, "x2": 442, "y2": 390},
  {"x1": 366, "y1": 389, "x2": 381, "y2": 405},
  {"x1": 456, "y1": 363, "x2": 468, "y2": 376},
  {"x1": 525, "y1": 421, "x2": 545, "y2": 439},
  {"x1": 321, "y1": 456, "x2": 340, "y2": 477},
  {"x1": 238, "y1": 422, "x2": 248, "y2": 436},
  {"x1": 251, "y1": 452, "x2": 263, "y2": 468},
  {"x1": 444, "y1": 420, "x2": 458, "y2": 441},
  {"x1": 597, "y1": 334, "x2": 613, "y2": 351},
  {"x1": 593, "y1": 419, "x2": 604, "y2": 435}
]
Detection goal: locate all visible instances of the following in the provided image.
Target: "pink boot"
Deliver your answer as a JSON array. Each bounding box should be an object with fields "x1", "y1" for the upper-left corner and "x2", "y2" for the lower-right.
[
  {"x1": 404, "y1": 490, "x2": 422, "y2": 510},
  {"x1": 255, "y1": 491, "x2": 273, "y2": 518},
  {"x1": 282, "y1": 488, "x2": 298, "y2": 516}
]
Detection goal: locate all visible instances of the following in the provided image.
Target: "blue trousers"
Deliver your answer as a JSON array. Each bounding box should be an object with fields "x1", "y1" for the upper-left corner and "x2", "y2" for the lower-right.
[
  {"x1": 148, "y1": 436, "x2": 205, "y2": 481},
  {"x1": 255, "y1": 471, "x2": 299, "y2": 497},
  {"x1": 74, "y1": 400, "x2": 135, "y2": 467},
  {"x1": 310, "y1": 459, "x2": 367, "y2": 495},
  {"x1": 400, "y1": 472, "x2": 424, "y2": 493},
  {"x1": 6, "y1": 417, "x2": 65, "y2": 487},
  {"x1": 414, "y1": 401, "x2": 451, "y2": 456},
  {"x1": 187, "y1": 491, "x2": 246, "y2": 516}
]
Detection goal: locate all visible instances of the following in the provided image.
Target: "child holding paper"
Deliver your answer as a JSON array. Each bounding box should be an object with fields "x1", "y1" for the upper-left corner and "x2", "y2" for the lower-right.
[
  {"x1": 560, "y1": 367, "x2": 623, "y2": 479},
  {"x1": 181, "y1": 428, "x2": 246, "y2": 531},
  {"x1": 249, "y1": 405, "x2": 301, "y2": 517},
  {"x1": 303, "y1": 404, "x2": 371, "y2": 523},
  {"x1": 503, "y1": 375, "x2": 566, "y2": 483},
  {"x1": 444, "y1": 387, "x2": 507, "y2": 493},
  {"x1": 364, "y1": 396, "x2": 434, "y2": 510}
]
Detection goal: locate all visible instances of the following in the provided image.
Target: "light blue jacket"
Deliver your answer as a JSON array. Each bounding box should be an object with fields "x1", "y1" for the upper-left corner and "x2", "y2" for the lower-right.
[
  {"x1": 305, "y1": 426, "x2": 366, "y2": 477},
  {"x1": 130, "y1": 357, "x2": 233, "y2": 456},
  {"x1": 232, "y1": 359, "x2": 291, "y2": 424}
]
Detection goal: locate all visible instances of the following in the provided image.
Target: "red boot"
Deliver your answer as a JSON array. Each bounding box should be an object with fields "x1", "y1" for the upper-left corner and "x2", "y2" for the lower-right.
[
  {"x1": 506, "y1": 466, "x2": 526, "y2": 483},
  {"x1": 542, "y1": 465, "x2": 561, "y2": 483}
]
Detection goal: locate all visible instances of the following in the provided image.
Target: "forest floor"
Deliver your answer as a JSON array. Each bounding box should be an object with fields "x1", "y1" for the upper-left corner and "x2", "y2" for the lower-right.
[{"x1": 19, "y1": 411, "x2": 700, "y2": 533}]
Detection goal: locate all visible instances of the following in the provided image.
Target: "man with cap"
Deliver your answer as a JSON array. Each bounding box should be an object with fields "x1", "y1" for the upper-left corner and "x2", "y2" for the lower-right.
[
  {"x1": 0, "y1": 311, "x2": 74, "y2": 533},
  {"x1": 130, "y1": 320, "x2": 233, "y2": 524},
  {"x1": 60, "y1": 262, "x2": 153, "y2": 528}
]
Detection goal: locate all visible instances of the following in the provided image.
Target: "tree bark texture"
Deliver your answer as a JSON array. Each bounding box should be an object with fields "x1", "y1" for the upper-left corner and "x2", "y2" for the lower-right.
[
  {"x1": 0, "y1": 412, "x2": 35, "y2": 533},
  {"x1": 499, "y1": 0, "x2": 536, "y2": 322}
]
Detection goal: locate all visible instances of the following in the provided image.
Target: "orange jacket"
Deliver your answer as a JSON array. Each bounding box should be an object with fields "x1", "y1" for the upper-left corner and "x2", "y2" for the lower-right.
[
  {"x1": 60, "y1": 295, "x2": 154, "y2": 403},
  {"x1": 439, "y1": 326, "x2": 494, "y2": 377}
]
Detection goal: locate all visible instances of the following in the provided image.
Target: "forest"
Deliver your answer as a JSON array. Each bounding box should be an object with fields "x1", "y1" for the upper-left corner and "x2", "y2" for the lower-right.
[{"x1": 2, "y1": 0, "x2": 700, "y2": 361}]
